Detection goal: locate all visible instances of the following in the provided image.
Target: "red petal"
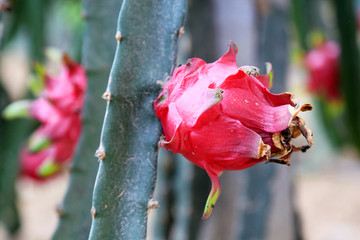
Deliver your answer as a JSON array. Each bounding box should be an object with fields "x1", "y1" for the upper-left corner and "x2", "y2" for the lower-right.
[
  {"x1": 201, "y1": 43, "x2": 239, "y2": 86},
  {"x1": 216, "y1": 41, "x2": 238, "y2": 64},
  {"x1": 163, "y1": 58, "x2": 206, "y2": 100},
  {"x1": 159, "y1": 102, "x2": 182, "y2": 143},
  {"x1": 187, "y1": 115, "x2": 263, "y2": 168},
  {"x1": 256, "y1": 62, "x2": 273, "y2": 89},
  {"x1": 45, "y1": 62, "x2": 86, "y2": 113},
  {"x1": 220, "y1": 70, "x2": 294, "y2": 133},
  {"x1": 155, "y1": 42, "x2": 239, "y2": 113},
  {"x1": 53, "y1": 139, "x2": 76, "y2": 163}
]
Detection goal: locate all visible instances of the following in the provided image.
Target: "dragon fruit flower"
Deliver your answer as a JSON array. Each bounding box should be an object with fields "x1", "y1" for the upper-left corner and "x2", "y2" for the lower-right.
[
  {"x1": 4, "y1": 54, "x2": 86, "y2": 180},
  {"x1": 154, "y1": 42, "x2": 313, "y2": 219},
  {"x1": 45, "y1": 54, "x2": 86, "y2": 114},
  {"x1": 304, "y1": 41, "x2": 341, "y2": 101}
]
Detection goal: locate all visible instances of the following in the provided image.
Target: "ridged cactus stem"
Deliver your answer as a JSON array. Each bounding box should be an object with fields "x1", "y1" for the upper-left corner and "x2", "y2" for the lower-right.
[
  {"x1": 51, "y1": 1, "x2": 122, "y2": 239},
  {"x1": 88, "y1": 0, "x2": 187, "y2": 239}
]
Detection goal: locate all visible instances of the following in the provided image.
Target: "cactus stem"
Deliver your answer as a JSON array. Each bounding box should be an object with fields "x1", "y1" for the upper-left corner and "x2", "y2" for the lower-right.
[
  {"x1": 101, "y1": 90, "x2": 112, "y2": 102},
  {"x1": 87, "y1": 0, "x2": 187, "y2": 238},
  {"x1": 51, "y1": 1, "x2": 122, "y2": 239},
  {"x1": 178, "y1": 26, "x2": 185, "y2": 38},
  {"x1": 115, "y1": 31, "x2": 122, "y2": 42},
  {"x1": 91, "y1": 207, "x2": 96, "y2": 219}
]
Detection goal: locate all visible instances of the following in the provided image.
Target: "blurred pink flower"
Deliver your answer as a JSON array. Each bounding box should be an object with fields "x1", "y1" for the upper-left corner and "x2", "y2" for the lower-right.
[
  {"x1": 305, "y1": 41, "x2": 341, "y2": 101},
  {"x1": 21, "y1": 55, "x2": 86, "y2": 180}
]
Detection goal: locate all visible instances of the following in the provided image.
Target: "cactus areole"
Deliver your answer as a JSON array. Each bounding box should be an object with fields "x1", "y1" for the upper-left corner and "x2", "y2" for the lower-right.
[{"x1": 154, "y1": 42, "x2": 314, "y2": 219}]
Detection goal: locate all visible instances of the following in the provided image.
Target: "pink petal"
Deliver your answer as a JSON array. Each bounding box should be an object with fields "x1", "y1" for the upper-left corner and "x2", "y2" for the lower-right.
[
  {"x1": 159, "y1": 102, "x2": 183, "y2": 144},
  {"x1": 187, "y1": 115, "x2": 263, "y2": 168},
  {"x1": 175, "y1": 86, "x2": 223, "y2": 126},
  {"x1": 30, "y1": 98, "x2": 62, "y2": 124},
  {"x1": 165, "y1": 58, "x2": 206, "y2": 100},
  {"x1": 219, "y1": 70, "x2": 293, "y2": 133},
  {"x1": 199, "y1": 42, "x2": 239, "y2": 86}
]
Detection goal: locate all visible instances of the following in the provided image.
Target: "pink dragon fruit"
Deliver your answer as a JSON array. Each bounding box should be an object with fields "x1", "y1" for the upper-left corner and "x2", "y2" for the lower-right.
[
  {"x1": 154, "y1": 42, "x2": 313, "y2": 218},
  {"x1": 304, "y1": 41, "x2": 341, "y2": 101},
  {"x1": 5, "y1": 55, "x2": 86, "y2": 180}
]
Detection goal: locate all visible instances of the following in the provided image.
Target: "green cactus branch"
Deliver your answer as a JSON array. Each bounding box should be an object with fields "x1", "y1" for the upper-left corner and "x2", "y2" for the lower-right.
[
  {"x1": 291, "y1": 0, "x2": 311, "y2": 51},
  {"x1": 0, "y1": 84, "x2": 19, "y2": 234},
  {"x1": 332, "y1": 0, "x2": 360, "y2": 149},
  {"x1": 293, "y1": 0, "x2": 327, "y2": 51},
  {"x1": 0, "y1": 119, "x2": 33, "y2": 235},
  {"x1": 88, "y1": 0, "x2": 187, "y2": 239},
  {"x1": 0, "y1": 9, "x2": 38, "y2": 234},
  {"x1": 51, "y1": 1, "x2": 122, "y2": 240},
  {"x1": 2, "y1": 0, "x2": 49, "y2": 61}
]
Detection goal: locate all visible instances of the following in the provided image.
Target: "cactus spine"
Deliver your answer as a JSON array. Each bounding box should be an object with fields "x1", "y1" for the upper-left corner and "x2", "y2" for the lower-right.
[{"x1": 88, "y1": 0, "x2": 187, "y2": 239}]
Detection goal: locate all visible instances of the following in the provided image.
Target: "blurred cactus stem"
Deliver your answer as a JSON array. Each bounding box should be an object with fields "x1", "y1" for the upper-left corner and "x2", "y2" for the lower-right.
[
  {"x1": 51, "y1": 1, "x2": 122, "y2": 240},
  {"x1": 88, "y1": 0, "x2": 187, "y2": 239},
  {"x1": 332, "y1": 0, "x2": 360, "y2": 150}
]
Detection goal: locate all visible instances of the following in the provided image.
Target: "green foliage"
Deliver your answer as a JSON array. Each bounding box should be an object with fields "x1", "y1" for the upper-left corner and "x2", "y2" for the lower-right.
[
  {"x1": 0, "y1": 84, "x2": 36, "y2": 235},
  {"x1": 2, "y1": 0, "x2": 50, "y2": 61},
  {"x1": 332, "y1": 0, "x2": 360, "y2": 151},
  {"x1": 46, "y1": 0, "x2": 84, "y2": 61}
]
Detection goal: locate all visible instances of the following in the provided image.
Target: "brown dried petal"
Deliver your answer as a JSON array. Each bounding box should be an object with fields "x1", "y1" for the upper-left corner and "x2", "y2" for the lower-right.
[{"x1": 258, "y1": 140, "x2": 271, "y2": 160}]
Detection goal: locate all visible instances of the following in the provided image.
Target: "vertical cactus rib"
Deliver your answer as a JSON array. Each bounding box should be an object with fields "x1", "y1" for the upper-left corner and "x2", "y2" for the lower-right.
[
  {"x1": 51, "y1": 1, "x2": 122, "y2": 239},
  {"x1": 88, "y1": 0, "x2": 187, "y2": 239}
]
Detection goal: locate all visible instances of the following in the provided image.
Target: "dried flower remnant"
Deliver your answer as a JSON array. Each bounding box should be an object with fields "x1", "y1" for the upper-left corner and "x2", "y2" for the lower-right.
[{"x1": 154, "y1": 42, "x2": 313, "y2": 219}]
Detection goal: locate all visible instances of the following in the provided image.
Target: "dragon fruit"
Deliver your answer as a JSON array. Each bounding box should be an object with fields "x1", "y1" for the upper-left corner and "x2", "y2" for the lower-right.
[
  {"x1": 4, "y1": 55, "x2": 86, "y2": 180},
  {"x1": 154, "y1": 42, "x2": 313, "y2": 218},
  {"x1": 304, "y1": 41, "x2": 341, "y2": 101}
]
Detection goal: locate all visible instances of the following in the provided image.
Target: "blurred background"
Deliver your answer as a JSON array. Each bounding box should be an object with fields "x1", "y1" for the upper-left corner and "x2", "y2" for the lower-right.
[{"x1": 1, "y1": 0, "x2": 360, "y2": 239}]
